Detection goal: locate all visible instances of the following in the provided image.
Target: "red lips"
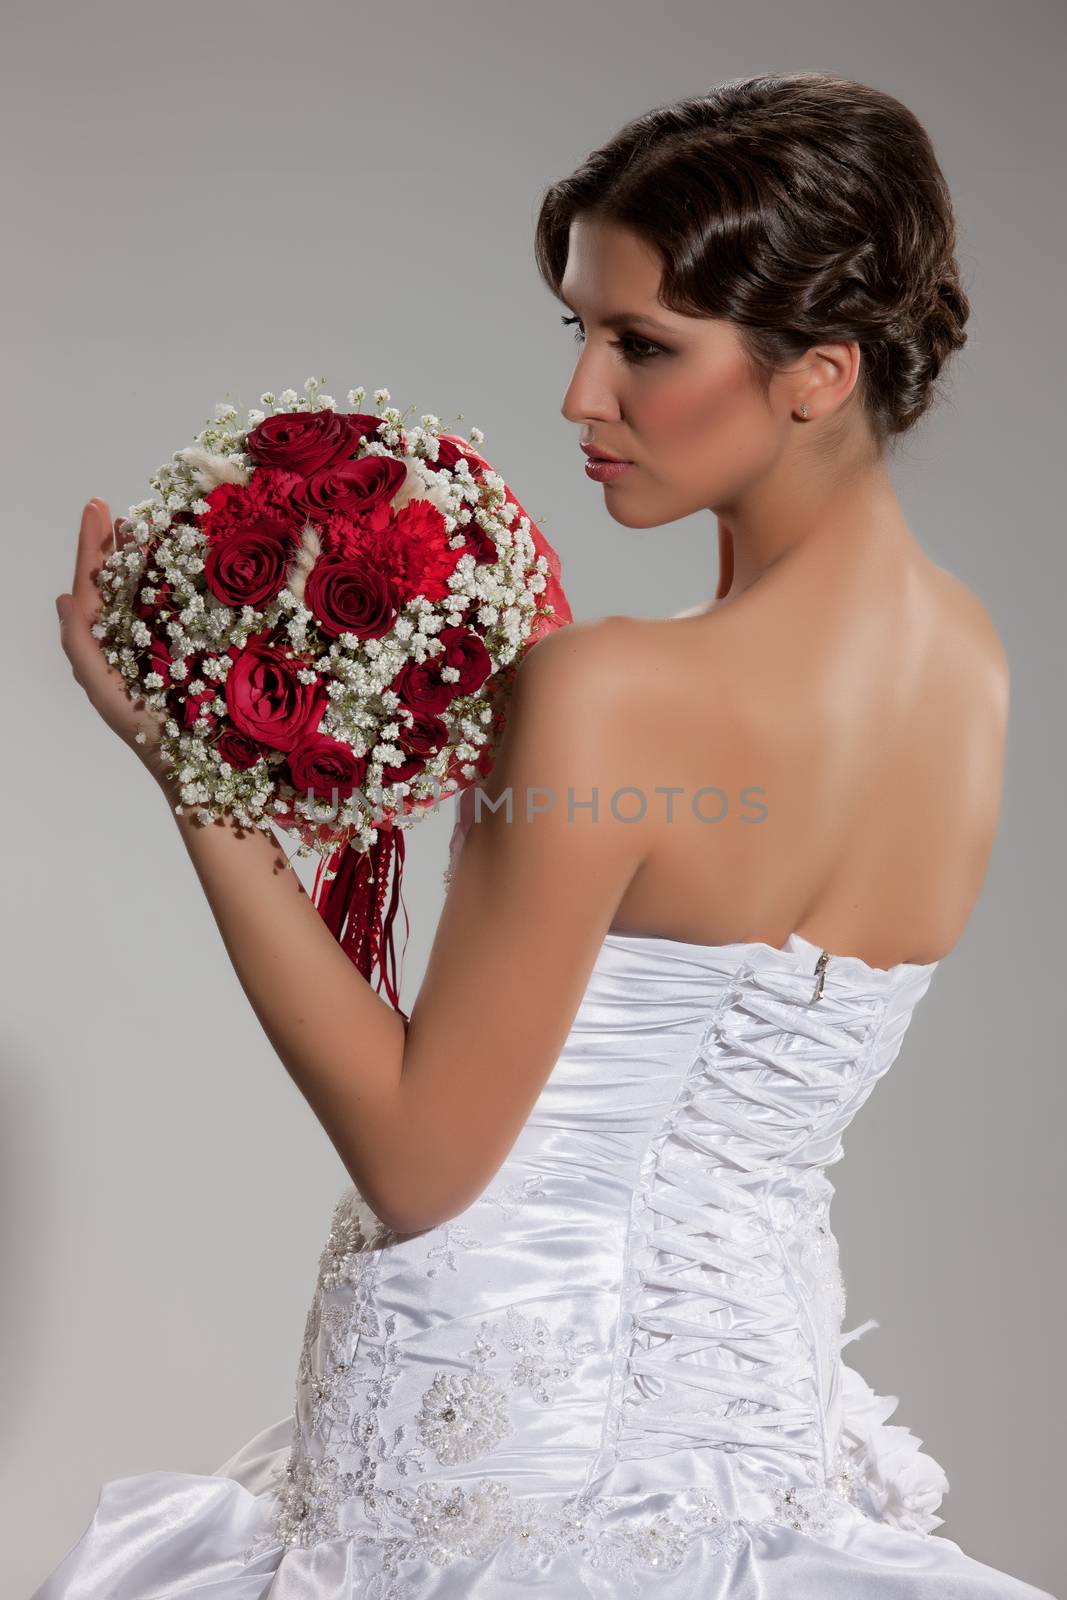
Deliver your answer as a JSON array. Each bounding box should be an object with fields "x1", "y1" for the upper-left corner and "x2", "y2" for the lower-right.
[{"x1": 580, "y1": 442, "x2": 632, "y2": 464}]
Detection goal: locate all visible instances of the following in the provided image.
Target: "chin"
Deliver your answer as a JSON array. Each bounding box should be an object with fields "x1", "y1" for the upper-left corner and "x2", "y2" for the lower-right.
[{"x1": 603, "y1": 496, "x2": 700, "y2": 531}]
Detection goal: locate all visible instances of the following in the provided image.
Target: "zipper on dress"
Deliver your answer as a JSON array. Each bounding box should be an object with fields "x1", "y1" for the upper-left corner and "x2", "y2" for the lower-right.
[{"x1": 810, "y1": 949, "x2": 830, "y2": 1004}]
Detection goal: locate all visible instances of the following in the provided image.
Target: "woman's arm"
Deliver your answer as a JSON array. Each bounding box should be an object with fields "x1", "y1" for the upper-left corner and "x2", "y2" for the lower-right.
[
  {"x1": 58, "y1": 502, "x2": 647, "y2": 1235},
  {"x1": 150, "y1": 620, "x2": 644, "y2": 1233},
  {"x1": 159, "y1": 787, "x2": 411, "y2": 1213}
]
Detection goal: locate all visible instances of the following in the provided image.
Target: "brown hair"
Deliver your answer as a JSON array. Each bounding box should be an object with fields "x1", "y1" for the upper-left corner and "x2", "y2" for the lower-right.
[{"x1": 534, "y1": 72, "x2": 970, "y2": 446}]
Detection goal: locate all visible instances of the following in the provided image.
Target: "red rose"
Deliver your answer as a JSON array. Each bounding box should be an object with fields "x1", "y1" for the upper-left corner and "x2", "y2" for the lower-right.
[
  {"x1": 204, "y1": 518, "x2": 299, "y2": 608},
  {"x1": 215, "y1": 727, "x2": 265, "y2": 771},
  {"x1": 292, "y1": 454, "x2": 407, "y2": 520},
  {"x1": 305, "y1": 554, "x2": 400, "y2": 641},
  {"x1": 346, "y1": 412, "x2": 390, "y2": 447},
  {"x1": 391, "y1": 657, "x2": 452, "y2": 715},
  {"x1": 460, "y1": 519, "x2": 499, "y2": 564},
  {"x1": 432, "y1": 436, "x2": 498, "y2": 564},
  {"x1": 176, "y1": 685, "x2": 216, "y2": 732},
  {"x1": 382, "y1": 707, "x2": 447, "y2": 784},
  {"x1": 166, "y1": 649, "x2": 224, "y2": 732},
  {"x1": 140, "y1": 633, "x2": 173, "y2": 685},
  {"x1": 434, "y1": 434, "x2": 491, "y2": 474},
  {"x1": 244, "y1": 409, "x2": 357, "y2": 474},
  {"x1": 435, "y1": 626, "x2": 493, "y2": 693},
  {"x1": 390, "y1": 629, "x2": 492, "y2": 715},
  {"x1": 133, "y1": 568, "x2": 175, "y2": 627},
  {"x1": 400, "y1": 707, "x2": 448, "y2": 756},
  {"x1": 224, "y1": 641, "x2": 327, "y2": 752},
  {"x1": 287, "y1": 733, "x2": 368, "y2": 801}
]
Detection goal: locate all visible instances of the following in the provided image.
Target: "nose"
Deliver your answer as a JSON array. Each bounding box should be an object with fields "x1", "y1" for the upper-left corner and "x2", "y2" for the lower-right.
[{"x1": 559, "y1": 348, "x2": 620, "y2": 428}]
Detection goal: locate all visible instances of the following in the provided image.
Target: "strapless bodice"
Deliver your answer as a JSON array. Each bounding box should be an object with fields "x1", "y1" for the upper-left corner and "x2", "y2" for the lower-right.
[{"x1": 245, "y1": 927, "x2": 945, "y2": 1581}]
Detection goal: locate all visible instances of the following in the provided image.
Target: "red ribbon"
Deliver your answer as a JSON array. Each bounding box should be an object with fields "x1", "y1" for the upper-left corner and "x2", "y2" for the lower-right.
[{"x1": 311, "y1": 825, "x2": 411, "y2": 1020}]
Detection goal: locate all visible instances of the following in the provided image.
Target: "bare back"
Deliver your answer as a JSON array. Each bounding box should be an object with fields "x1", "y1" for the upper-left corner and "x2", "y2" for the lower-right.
[{"x1": 606, "y1": 542, "x2": 1009, "y2": 969}]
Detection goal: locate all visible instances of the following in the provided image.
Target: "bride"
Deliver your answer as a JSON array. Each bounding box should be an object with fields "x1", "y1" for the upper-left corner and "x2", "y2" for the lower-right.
[{"x1": 44, "y1": 71, "x2": 1053, "y2": 1600}]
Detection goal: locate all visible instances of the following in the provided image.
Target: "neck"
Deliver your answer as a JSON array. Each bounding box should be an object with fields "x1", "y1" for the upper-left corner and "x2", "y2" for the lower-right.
[{"x1": 714, "y1": 456, "x2": 910, "y2": 603}]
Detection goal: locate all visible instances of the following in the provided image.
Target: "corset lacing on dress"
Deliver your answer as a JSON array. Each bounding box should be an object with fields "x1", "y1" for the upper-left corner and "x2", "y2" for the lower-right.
[{"x1": 602, "y1": 949, "x2": 891, "y2": 1527}]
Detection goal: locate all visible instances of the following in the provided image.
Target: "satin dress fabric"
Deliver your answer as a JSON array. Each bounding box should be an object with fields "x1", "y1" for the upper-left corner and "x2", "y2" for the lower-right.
[{"x1": 30, "y1": 893, "x2": 1057, "y2": 1597}]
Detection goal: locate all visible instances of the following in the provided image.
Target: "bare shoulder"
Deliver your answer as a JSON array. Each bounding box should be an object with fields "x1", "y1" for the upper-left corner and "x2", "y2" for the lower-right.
[
  {"x1": 477, "y1": 614, "x2": 654, "y2": 834},
  {"x1": 517, "y1": 612, "x2": 647, "y2": 681},
  {"x1": 510, "y1": 613, "x2": 661, "y2": 723},
  {"x1": 518, "y1": 609, "x2": 756, "y2": 739},
  {"x1": 926, "y1": 560, "x2": 1010, "y2": 725}
]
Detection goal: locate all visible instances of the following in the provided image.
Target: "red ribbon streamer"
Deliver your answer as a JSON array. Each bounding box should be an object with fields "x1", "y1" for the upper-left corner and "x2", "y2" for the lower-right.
[{"x1": 311, "y1": 825, "x2": 411, "y2": 1021}]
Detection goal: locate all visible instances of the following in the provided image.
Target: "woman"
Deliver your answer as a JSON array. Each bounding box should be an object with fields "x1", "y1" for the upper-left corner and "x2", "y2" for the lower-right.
[{"x1": 42, "y1": 71, "x2": 1053, "y2": 1600}]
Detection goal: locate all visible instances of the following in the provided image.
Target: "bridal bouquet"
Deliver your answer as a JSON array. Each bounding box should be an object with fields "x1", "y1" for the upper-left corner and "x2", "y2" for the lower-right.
[{"x1": 92, "y1": 376, "x2": 572, "y2": 1014}]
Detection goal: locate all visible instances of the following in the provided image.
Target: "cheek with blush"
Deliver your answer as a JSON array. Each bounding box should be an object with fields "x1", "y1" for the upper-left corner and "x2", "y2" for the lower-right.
[{"x1": 639, "y1": 360, "x2": 766, "y2": 475}]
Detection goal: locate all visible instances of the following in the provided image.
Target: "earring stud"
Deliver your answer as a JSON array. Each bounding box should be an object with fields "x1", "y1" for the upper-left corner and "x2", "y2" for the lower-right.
[{"x1": 799, "y1": 403, "x2": 810, "y2": 419}]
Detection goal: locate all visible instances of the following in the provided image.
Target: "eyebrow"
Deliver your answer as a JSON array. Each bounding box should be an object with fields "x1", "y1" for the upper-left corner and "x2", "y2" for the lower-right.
[{"x1": 557, "y1": 292, "x2": 673, "y2": 334}]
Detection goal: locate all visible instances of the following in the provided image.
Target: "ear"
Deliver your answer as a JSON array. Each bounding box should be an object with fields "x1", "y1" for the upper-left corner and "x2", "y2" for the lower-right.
[{"x1": 799, "y1": 341, "x2": 861, "y2": 419}]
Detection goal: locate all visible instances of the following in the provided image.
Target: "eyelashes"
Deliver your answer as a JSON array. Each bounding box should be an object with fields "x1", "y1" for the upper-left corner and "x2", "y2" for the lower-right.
[{"x1": 560, "y1": 315, "x2": 666, "y2": 364}]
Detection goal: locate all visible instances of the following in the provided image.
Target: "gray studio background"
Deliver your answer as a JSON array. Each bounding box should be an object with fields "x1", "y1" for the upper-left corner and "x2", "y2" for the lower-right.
[{"x1": 3, "y1": 1, "x2": 1064, "y2": 1594}]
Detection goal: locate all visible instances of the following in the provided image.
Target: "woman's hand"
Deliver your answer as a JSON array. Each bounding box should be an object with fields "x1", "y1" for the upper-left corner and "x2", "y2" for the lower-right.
[{"x1": 55, "y1": 499, "x2": 171, "y2": 786}]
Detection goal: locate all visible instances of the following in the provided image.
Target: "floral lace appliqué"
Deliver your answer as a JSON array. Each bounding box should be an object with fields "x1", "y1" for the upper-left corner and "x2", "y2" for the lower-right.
[
  {"x1": 423, "y1": 1217, "x2": 483, "y2": 1278},
  {"x1": 502, "y1": 1305, "x2": 597, "y2": 1404},
  {"x1": 247, "y1": 1188, "x2": 422, "y2": 1556},
  {"x1": 415, "y1": 1369, "x2": 512, "y2": 1464},
  {"x1": 388, "y1": 1479, "x2": 747, "y2": 1592},
  {"x1": 479, "y1": 1172, "x2": 545, "y2": 1217},
  {"x1": 766, "y1": 1481, "x2": 841, "y2": 1536}
]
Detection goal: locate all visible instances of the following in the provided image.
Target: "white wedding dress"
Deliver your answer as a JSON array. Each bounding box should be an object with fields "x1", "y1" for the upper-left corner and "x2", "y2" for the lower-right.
[{"x1": 31, "y1": 809, "x2": 1056, "y2": 1598}]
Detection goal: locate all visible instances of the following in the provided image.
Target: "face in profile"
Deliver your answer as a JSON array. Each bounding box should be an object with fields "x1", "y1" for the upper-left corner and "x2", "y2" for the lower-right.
[{"x1": 558, "y1": 214, "x2": 806, "y2": 528}]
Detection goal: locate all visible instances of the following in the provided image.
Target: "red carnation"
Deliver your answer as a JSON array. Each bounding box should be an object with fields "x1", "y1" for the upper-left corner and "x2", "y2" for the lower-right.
[
  {"x1": 200, "y1": 469, "x2": 304, "y2": 547},
  {"x1": 353, "y1": 498, "x2": 465, "y2": 605}
]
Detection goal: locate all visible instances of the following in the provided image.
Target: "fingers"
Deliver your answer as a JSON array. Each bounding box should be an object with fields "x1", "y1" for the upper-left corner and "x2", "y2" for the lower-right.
[
  {"x1": 71, "y1": 501, "x2": 98, "y2": 606},
  {"x1": 72, "y1": 499, "x2": 112, "y2": 613}
]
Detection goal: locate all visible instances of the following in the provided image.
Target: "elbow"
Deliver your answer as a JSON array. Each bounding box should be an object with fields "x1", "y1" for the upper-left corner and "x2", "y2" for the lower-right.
[{"x1": 360, "y1": 1170, "x2": 474, "y2": 1236}]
